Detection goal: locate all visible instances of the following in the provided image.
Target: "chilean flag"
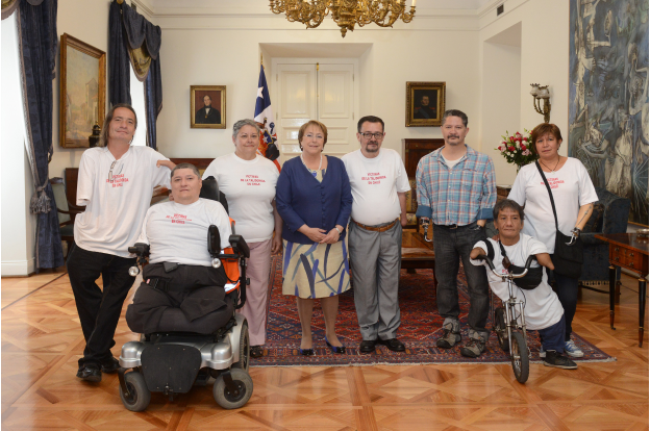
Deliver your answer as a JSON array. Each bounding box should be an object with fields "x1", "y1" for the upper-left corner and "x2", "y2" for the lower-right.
[{"x1": 254, "y1": 65, "x2": 281, "y2": 172}]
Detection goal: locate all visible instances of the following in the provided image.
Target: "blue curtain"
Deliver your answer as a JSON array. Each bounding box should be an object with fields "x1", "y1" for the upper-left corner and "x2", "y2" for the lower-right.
[
  {"x1": 108, "y1": 0, "x2": 162, "y2": 149},
  {"x1": 19, "y1": 0, "x2": 64, "y2": 270},
  {"x1": 108, "y1": 0, "x2": 131, "y2": 106}
]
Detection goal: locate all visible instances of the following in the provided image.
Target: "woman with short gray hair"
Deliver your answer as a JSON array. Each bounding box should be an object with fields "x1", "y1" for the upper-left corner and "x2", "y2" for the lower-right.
[{"x1": 202, "y1": 119, "x2": 282, "y2": 359}]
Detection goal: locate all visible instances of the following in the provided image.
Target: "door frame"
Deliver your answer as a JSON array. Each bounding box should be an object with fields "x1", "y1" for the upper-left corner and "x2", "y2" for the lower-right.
[{"x1": 271, "y1": 57, "x2": 360, "y2": 163}]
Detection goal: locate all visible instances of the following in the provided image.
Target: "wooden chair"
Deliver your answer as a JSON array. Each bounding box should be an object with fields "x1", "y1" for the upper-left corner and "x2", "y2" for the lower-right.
[{"x1": 50, "y1": 177, "x2": 84, "y2": 257}]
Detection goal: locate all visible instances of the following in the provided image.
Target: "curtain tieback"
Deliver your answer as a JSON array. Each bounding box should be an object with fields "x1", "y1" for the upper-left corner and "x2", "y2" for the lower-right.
[{"x1": 30, "y1": 179, "x2": 51, "y2": 214}]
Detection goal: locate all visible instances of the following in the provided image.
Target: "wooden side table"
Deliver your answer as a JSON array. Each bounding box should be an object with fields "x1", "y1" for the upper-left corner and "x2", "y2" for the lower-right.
[{"x1": 595, "y1": 233, "x2": 649, "y2": 347}]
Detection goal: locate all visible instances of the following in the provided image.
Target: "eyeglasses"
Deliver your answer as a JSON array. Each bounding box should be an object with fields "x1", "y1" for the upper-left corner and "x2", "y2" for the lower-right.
[
  {"x1": 360, "y1": 132, "x2": 384, "y2": 140},
  {"x1": 108, "y1": 160, "x2": 122, "y2": 181}
]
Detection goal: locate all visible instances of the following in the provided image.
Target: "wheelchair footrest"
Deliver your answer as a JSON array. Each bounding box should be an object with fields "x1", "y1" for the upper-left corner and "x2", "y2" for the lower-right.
[{"x1": 141, "y1": 344, "x2": 202, "y2": 394}]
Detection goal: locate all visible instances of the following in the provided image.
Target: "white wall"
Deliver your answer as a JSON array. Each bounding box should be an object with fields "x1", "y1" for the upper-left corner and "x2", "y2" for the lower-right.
[
  {"x1": 157, "y1": 27, "x2": 480, "y2": 160},
  {"x1": 481, "y1": 22, "x2": 522, "y2": 185},
  {"x1": 1, "y1": 12, "x2": 36, "y2": 276},
  {"x1": 478, "y1": 0, "x2": 570, "y2": 185}
]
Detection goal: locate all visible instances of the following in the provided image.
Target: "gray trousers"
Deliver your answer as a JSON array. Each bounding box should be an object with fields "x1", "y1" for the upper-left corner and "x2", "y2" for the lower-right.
[{"x1": 348, "y1": 220, "x2": 402, "y2": 341}]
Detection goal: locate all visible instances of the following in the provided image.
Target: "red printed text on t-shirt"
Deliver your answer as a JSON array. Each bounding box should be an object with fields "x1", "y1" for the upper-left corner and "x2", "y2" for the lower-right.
[
  {"x1": 106, "y1": 174, "x2": 129, "y2": 188},
  {"x1": 361, "y1": 172, "x2": 387, "y2": 185},
  {"x1": 166, "y1": 214, "x2": 192, "y2": 224},
  {"x1": 240, "y1": 175, "x2": 266, "y2": 186},
  {"x1": 540, "y1": 178, "x2": 564, "y2": 189}
]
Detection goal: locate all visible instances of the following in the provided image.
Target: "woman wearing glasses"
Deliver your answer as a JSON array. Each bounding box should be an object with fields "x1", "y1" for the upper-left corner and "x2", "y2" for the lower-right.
[
  {"x1": 275, "y1": 120, "x2": 353, "y2": 355},
  {"x1": 67, "y1": 104, "x2": 175, "y2": 383},
  {"x1": 508, "y1": 123, "x2": 597, "y2": 358}
]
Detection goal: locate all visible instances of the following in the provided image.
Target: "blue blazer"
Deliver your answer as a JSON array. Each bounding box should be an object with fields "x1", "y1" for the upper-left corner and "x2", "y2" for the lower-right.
[{"x1": 276, "y1": 156, "x2": 353, "y2": 244}]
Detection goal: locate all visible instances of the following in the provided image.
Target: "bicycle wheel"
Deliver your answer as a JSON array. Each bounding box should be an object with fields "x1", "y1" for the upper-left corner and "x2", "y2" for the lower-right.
[
  {"x1": 511, "y1": 331, "x2": 529, "y2": 384},
  {"x1": 494, "y1": 307, "x2": 509, "y2": 352}
]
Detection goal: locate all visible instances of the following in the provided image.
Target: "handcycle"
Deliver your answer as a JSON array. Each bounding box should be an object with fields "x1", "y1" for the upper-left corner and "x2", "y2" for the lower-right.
[
  {"x1": 117, "y1": 224, "x2": 253, "y2": 411},
  {"x1": 475, "y1": 253, "x2": 538, "y2": 384}
]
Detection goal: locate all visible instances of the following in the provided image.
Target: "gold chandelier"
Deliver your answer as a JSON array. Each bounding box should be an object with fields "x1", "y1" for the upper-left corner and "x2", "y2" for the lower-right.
[{"x1": 269, "y1": 0, "x2": 417, "y2": 38}]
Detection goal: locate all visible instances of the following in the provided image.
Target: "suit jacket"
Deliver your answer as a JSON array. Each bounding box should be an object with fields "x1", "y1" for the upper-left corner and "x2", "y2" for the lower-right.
[
  {"x1": 195, "y1": 106, "x2": 221, "y2": 124},
  {"x1": 414, "y1": 106, "x2": 436, "y2": 120}
]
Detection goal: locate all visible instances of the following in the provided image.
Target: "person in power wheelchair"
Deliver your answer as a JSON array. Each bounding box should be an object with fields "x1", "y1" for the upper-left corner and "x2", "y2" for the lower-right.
[
  {"x1": 469, "y1": 199, "x2": 578, "y2": 370},
  {"x1": 118, "y1": 163, "x2": 253, "y2": 411}
]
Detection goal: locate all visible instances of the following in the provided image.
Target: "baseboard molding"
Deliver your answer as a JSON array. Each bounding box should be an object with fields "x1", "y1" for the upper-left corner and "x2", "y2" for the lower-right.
[{"x1": 2, "y1": 257, "x2": 35, "y2": 277}]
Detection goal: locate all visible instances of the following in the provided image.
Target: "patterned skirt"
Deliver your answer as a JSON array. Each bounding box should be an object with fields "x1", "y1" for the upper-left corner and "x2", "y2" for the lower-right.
[{"x1": 281, "y1": 239, "x2": 351, "y2": 299}]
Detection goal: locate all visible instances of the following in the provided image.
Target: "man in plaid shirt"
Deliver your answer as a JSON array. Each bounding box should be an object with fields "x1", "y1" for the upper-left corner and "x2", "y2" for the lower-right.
[{"x1": 415, "y1": 109, "x2": 496, "y2": 358}]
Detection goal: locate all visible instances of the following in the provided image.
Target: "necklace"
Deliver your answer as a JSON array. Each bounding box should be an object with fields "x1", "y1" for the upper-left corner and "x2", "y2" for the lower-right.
[
  {"x1": 540, "y1": 156, "x2": 561, "y2": 173},
  {"x1": 300, "y1": 154, "x2": 322, "y2": 177}
]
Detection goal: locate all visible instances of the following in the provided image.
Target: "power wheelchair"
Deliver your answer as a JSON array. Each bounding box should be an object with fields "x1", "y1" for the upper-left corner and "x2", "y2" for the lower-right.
[{"x1": 117, "y1": 178, "x2": 253, "y2": 411}]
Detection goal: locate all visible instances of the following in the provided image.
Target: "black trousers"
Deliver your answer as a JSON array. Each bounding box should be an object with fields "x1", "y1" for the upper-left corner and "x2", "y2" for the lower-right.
[
  {"x1": 126, "y1": 263, "x2": 233, "y2": 335},
  {"x1": 67, "y1": 245, "x2": 137, "y2": 368}
]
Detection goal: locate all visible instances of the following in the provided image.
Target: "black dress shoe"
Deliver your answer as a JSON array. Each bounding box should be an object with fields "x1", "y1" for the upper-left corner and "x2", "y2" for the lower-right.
[
  {"x1": 377, "y1": 338, "x2": 406, "y2": 352},
  {"x1": 250, "y1": 346, "x2": 264, "y2": 358},
  {"x1": 299, "y1": 348, "x2": 315, "y2": 356},
  {"x1": 359, "y1": 339, "x2": 377, "y2": 354},
  {"x1": 100, "y1": 357, "x2": 120, "y2": 374},
  {"x1": 76, "y1": 364, "x2": 102, "y2": 383}
]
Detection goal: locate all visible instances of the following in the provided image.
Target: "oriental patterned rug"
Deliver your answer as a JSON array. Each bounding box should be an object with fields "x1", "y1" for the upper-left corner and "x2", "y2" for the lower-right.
[{"x1": 252, "y1": 256, "x2": 614, "y2": 366}]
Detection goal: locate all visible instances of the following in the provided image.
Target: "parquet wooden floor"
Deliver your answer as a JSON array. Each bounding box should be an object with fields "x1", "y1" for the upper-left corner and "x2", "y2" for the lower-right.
[{"x1": 1, "y1": 270, "x2": 648, "y2": 430}]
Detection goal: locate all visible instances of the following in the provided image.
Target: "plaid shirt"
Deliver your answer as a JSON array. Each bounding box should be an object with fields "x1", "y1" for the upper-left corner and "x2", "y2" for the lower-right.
[{"x1": 415, "y1": 145, "x2": 496, "y2": 225}]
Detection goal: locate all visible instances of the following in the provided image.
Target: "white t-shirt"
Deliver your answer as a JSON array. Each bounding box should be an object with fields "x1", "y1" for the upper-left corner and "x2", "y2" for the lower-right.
[
  {"x1": 508, "y1": 157, "x2": 598, "y2": 253},
  {"x1": 202, "y1": 153, "x2": 279, "y2": 243},
  {"x1": 74, "y1": 146, "x2": 172, "y2": 257},
  {"x1": 136, "y1": 199, "x2": 232, "y2": 267},
  {"x1": 341, "y1": 148, "x2": 411, "y2": 226},
  {"x1": 442, "y1": 154, "x2": 462, "y2": 170},
  {"x1": 470, "y1": 234, "x2": 564, "y2": 331}
]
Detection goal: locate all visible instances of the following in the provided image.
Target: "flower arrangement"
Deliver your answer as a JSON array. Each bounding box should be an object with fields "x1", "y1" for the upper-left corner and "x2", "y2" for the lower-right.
[{"x1": 496, "y1": 129, "x2": 538, "y2": 170}]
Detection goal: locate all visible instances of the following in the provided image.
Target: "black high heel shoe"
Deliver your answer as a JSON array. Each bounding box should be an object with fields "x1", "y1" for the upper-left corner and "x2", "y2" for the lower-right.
[
  {"x1": 299, "y1": 348, "x2": 315, "y2": 356},
  {"x1": 325, "y1": 337, "x2": 346, "y2": 354}
]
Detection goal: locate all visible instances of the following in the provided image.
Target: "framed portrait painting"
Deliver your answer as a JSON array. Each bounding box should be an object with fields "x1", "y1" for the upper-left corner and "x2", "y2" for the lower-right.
[
  {"x1": 405, "y1": 82, "x2": 446, "y2": 127},
  {"x1": 190, "y1": 85, "x2": 226, "y2": 129},
  {"x1": 59, "y1": 34, "x2": 106, "y2": 148}
]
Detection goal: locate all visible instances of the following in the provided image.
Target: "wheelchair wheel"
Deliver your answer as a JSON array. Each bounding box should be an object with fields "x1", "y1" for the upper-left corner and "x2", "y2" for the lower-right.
[
  {"x1": 510, "y1": 332, "x2": 529, "y2": 384},
  {"x1": 232, "y1": 320, "x2": 250, "y2": 371},
  {"x1": 213, "y1": 368, "x2": 253, "y2": 409},
  {"x1": 119, "y1": 371, "x2": 151, "y2": 412},
  {"x1": 494, "y1": 307, "x2": 509, "y2": 352}
]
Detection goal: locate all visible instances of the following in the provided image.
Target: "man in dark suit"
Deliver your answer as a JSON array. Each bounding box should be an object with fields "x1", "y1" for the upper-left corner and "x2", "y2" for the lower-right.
[
  {"x1": 195, "y1": 94, "x2": 221, "y2": 124},
  {"x1": 414, "y1": 95, "x2": 436, "y2": 120}
]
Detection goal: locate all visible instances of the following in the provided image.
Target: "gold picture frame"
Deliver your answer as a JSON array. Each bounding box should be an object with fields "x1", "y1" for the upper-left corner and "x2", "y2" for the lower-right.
[
  {"x1": 190, "y1": 85, "x2": 226, "y2": 129},
  {"x1": 59, "y1": 34, "x2": 106, "y2": 148},
  {"x1": 405, "y1": 81, "x2": 446, "y2": 127}
]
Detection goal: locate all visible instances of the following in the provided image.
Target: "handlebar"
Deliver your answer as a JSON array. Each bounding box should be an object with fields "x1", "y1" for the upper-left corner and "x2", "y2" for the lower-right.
[{"x1": 475, "y1": 254, "x2": 537, "y2": 279}]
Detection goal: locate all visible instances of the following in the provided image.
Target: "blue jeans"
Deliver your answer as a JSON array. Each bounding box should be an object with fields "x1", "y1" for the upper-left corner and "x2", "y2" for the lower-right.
[
  {"x1": 546, "y1": 267, "x2": 579, "y2": 341},
  {"x1": 433, "y1": 223, "x2": 490, "y2": 337},
  {"x1": 537, "y1": 315, "x2": 566, "y2": 353}
]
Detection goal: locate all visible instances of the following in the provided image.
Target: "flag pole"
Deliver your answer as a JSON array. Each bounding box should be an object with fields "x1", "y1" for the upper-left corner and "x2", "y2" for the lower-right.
[{"x1": 260, "y1": 53, "x2": 264, "y2": 68}]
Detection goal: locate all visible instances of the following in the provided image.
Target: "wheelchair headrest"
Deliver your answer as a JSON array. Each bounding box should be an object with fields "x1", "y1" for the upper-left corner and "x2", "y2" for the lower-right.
[{"x1": 200, "y1": 176, "x2": 221, "y2": 203}]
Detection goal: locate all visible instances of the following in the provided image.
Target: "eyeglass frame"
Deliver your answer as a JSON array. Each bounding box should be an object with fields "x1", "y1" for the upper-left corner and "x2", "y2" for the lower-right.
[{"x1": 359, "y1": 132, "x2": 385, "y2": 140}]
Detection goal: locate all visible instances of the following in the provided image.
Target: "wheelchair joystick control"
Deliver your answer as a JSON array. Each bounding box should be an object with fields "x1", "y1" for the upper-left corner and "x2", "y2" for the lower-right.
[
  {"x1": 211, "y1": 258, "x2": 222, "y2": 269},
  {"x1": 128, "y1": 266, "x2": 140, "y2": 277}
]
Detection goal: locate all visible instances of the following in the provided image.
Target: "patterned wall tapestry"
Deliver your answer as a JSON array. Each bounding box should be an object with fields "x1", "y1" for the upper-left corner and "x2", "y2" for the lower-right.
[{"x1": 569, "y1": 0, "x2": 649, "y2": 225}]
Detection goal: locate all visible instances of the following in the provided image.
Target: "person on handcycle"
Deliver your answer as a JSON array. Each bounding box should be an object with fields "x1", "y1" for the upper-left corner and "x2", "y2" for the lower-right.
[
  {"x1": 125, "y1": 163, "x2": 234, "y2": 335},
  {"x1": 469, "y1": 199, "x2": 578, "y2": 370}
]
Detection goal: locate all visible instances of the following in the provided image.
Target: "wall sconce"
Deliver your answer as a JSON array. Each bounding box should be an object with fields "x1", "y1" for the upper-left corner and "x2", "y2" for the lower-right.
[{"x1": 530, "y1": 83, "x2": 551, "y2": 123}]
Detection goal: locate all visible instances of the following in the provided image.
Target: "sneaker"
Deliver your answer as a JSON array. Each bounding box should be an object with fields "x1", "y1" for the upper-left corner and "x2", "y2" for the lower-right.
[
  {"x1": 436, "y1": 321, "x2": 461, "y2": 349},
  {"x1": 543, "y1": 350, "x2": 578, "y2": 369},
  {"x1": 539, "y1": 345, "x2": 546, "y2": 358},
  {"x1": 564, "y1": 339, "x2": 584, "y2": 358},
  {"x1": 460, "y1": 332, "x2": 487, "y2": 358}
]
